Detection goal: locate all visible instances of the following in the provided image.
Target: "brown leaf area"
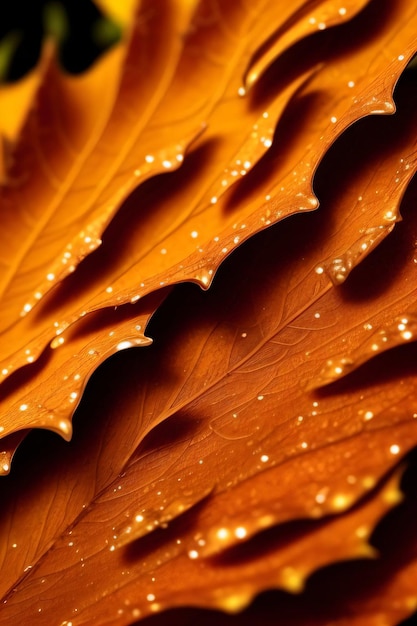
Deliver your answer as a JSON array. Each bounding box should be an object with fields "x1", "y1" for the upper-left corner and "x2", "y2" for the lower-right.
[{"x1": 1, "y1": 0, "x2": 417, "y2": 625}]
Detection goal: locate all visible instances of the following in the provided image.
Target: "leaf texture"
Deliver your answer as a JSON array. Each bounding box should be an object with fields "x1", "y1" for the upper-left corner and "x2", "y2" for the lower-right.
[
  {"x1": 1, "y1": 0, "x2": 417, "y2": 444},
  {"x1": 1, "y1": 100, "x2": 417, "y2": 620},
  {"x1": 1, "y1": 1, "x2": 417, "y2": 625}
]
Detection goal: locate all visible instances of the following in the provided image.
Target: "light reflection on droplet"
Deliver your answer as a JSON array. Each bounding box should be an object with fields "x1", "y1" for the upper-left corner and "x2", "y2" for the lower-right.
[
  {"x1": 281, "y1": 566, "x2": 304, "y2": 592},
  {"x1": 362, "y1": 476, "x2": 376, "y2": 489},
  {"x1": 235, "y1": 526, "x2": 247, "y2": 539},
  {"x1": 355, "y1": 525, "x2": 368, "y2": 539},
  {"x1": 315, "y1": 488, "x2": 328, "y2": 504},
  {"x1": 188, "y1": 549, "x2": 199, "y2": 559},
  {"x1": 217, "y1": 528, "x2": 229, "y2": 540},
  {"x1": 59, "y1": 420, "x2": 71, "y2": 435},
  {"x1": 117, "y1": 341, "x2": 134, "y2": 351},
  {"x1": 332, "y1": 494, "x2": 349, "y2": 509}
]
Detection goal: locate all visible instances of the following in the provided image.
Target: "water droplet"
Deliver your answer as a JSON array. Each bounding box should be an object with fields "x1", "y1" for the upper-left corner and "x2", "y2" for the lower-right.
[
  {"x1": 217, "y1": 528, "x2": 229, "y2": 540},
  {"x1": 188, "y1": 549, "x2": 199, "y2": 560},
  {"x1": 51, "y1": 336, "x2": 65, "y2": 349},
  {"x1": 362, "y1": 476, "x2": 376, "y2": 489},
  {"x1": 315, "y1": 487, "x2": 329, "y2": 504},
  {"x1": 332, "y1": 494, "x2": 350, "y2": 509},
  {"x1": 280, "y1": 566, "x2": 304, "y2": 592},
  {"x1": 59, "y1": 419, "x2": 72, "y2": 437},
  {"x1": 235, "y1": 526, "x2": 247, "y2": 539}
]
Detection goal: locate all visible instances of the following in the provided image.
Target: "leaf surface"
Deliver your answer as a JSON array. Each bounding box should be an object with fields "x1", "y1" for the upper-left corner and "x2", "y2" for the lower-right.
[
  {"x1": 1, "y1": 2, "x2": 417, "y2": 625},
  {"x1": 1, "y1": 76, "x2": 417, "y2": 619},
  {"x1": 1, "y1": 0, "x2": 417, "y2": 444},
  {"x1": 0, "y1": 43, "x2": 52, "y2": 183},
  {"x1": 0, "y1": 0, "x2": 195, "y2": 375}
]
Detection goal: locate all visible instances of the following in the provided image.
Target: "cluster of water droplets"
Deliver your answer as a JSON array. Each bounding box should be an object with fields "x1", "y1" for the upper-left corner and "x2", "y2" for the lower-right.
[{"x1": 311, "y1": 314, "x2": 416, "y2": 388}]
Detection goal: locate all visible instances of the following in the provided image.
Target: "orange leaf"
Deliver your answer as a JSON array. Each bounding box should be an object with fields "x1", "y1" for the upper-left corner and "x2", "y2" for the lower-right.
[
  {"x1": 1, "y1": 2, "x2": 417, "y2": 625},
  {"x1": 1, "y1": 88, "x2": 417, "y2": 619}
]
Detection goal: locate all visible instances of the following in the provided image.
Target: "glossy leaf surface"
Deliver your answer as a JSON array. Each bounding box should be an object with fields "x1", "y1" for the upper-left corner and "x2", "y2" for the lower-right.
[{"x1": 1, "y1": 1, "x2": 417, "y2": 625}]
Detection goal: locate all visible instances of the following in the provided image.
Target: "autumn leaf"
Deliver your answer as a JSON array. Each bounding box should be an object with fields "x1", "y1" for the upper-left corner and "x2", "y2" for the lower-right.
[
  {"x1": 2, "y1": 0, "x2": 417, "y2": 446},
  {"x1": 1, "y1": 107, "x2": 417, "y2": 621},
  {"x1": 0, "y1": 191, "x2": 417, "y2": 623},
  {"x1": 1, "y1": 1, "x2": 417, "y2": 625}
]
